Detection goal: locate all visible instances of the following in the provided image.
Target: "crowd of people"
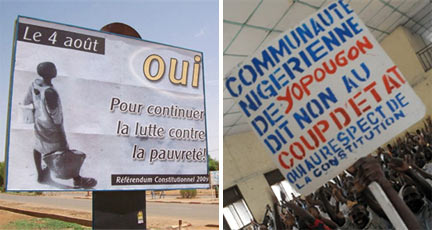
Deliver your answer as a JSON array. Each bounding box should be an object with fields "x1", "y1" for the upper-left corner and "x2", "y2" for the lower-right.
[{"x1": 257, "y1": 118, "x2": 432, "y2": 230}]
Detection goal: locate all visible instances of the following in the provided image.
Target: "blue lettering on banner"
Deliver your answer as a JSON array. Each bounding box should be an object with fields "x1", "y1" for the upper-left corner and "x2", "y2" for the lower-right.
[{"x1": 226, "y1": 0, "x2": 361, "y2": 99}]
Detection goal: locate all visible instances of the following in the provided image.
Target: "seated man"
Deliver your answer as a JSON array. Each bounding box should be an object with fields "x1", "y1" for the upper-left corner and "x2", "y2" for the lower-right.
[
  {"x1": 347, "y1": 203, "x2": 391, "y2": 230},
  {"x1": 24, "y1": 62, "x2": 96, "y2": 188},
  {"x1": 308, "y1": 206, "x2": 338, "y2": 229},
  {"x1": 400, "y1": 184, "x2": 432, "y2": 229},
  {"x1": 390, "y1": 157, "x2": 432, "y2": 229},
  {"x1": 354, "y1": 156, "x2": 421, "y2": 229}
]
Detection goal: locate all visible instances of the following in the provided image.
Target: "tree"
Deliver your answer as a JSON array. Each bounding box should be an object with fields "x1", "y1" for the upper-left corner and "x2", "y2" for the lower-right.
[
  {"x1": 209, "y1": 157, "x2": 219, "y2": 171},
  {"x1": 180, "y1": 189, "x2": 197, "y2": 198},
  {"x1": 0, "y1": 161, "x2": 5, "y2": 191}
]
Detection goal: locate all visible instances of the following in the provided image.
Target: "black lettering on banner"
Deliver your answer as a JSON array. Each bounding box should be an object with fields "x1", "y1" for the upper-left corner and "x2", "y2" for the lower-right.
[
  {"x1": 111, "y1": 174, "x2": 210, "y2": 185},
  {"x1": 17, "y1": 23, "x2": 105, "y2": 55}
]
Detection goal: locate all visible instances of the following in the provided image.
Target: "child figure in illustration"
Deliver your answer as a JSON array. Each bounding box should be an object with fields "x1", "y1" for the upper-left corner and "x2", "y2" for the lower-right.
[{"x1": 24, "y1": 62, "x2": 96, "y2": 189}]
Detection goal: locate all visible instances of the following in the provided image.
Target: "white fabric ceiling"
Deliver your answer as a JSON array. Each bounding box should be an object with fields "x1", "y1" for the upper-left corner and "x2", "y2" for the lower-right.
[{"x1": 223, "y1": 0, "x2": 432, "y2": 136}]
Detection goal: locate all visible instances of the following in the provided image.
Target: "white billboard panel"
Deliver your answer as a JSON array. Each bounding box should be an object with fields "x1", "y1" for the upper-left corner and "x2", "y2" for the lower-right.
[{"x1": 6, "y1": 17, "x2": 209, "y2": 191}]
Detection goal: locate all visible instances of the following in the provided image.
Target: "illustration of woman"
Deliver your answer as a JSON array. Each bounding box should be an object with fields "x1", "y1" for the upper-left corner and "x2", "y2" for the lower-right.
[{"x1": 24, "y1": 62, "x2": 96, "y2": 188}]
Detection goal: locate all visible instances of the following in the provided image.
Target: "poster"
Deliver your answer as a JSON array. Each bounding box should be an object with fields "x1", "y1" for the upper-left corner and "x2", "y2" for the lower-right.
[
  {"x1": 6, "y1": 16, "x2": 209, "y2": 191},
  {"x1": 210, "y1": 171, "x2": 219, "y2": 187},
  {"x1": 225, "y1": 0, "x2": 425, "y2": 195}
]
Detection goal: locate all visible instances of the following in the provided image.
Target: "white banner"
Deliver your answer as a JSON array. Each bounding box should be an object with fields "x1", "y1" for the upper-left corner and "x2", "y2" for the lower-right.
[
  {"x1": 225, "y1": 0, "x2": 425, "y2": 195},
  {"x1": 6, "y1": 17, "x2": 209, "y2": 191}
]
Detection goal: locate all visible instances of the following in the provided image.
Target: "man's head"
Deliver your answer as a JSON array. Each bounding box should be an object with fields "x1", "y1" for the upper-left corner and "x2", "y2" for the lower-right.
[
  {"x1": 402, "y1": 185, "x2": 424, "y2": 213},
  {"x1": 37, "y1": 62, "x2": 57, "y2": 81},
  {"x1": 387, "y1": 144, "x2": 393, "y2": 151},
  {"x1": 308, "y1": 206, "x2": 320, "y2": 218},
  {"x1": 349, "y1": 204, "x2": 369, "y2": 229},
  {"x1": 415, "y1": 154, "x2": 426, "y2": 168},
  {"x1": 283, "y1": 211, "x2": 296, "y2": 227}
]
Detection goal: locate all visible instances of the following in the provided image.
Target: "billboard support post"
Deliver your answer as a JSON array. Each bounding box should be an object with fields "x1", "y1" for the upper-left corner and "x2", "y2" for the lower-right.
[
  {"x1": 93, "y1": 23, "x2": 146, "y2": 230},
  {"x1": 93, "y1": 191, "x2": 146, "y2": 229}
]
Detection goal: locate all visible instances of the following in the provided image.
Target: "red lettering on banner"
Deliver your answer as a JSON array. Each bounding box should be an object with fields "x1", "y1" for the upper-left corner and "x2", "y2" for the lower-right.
[
  {"x1": 330, "y1": 107, "x2": 351, "y2": 130},
  {"x1": 277, "y1": 86, "x2": 294, "y2": 114},
  {"x1": 387, "y1": 65, "x2": 405, "y2": 84},
  {"x1": 313, "y1": 120, "x2": 330, "y2": 143},
  {"x1": 383, "y1": 74, "x2": 401, "y2": 94},
  {"x1": 364, "y1": 81, "x2": 382, "y2": 102},
  {"x1": 348, "y1": 91, "x2": 371, "y2": 117},
  {"x1": 300, "y1": 129, "x2": 320, "y2": 150},
  {"x1": 382, "y1": 65, "x2": 406, "y2": 94},
  {"x1": 279, "y1": 151, "x2": 293, "y2": 169},
  {"x1": 300, "y1": 75, "x2": 313, "y2": 96}
]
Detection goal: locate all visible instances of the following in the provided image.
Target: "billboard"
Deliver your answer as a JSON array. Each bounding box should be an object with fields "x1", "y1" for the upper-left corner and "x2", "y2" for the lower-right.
[
  {"x1": 225, "y1": 0, "x2": 425, "y2": 195},
  {"x1": 6, "y1": 16, "x2": 209, "y2": 191},
  {"x1": 210, "y1": 171, "x2": 219, "y2": 187}
]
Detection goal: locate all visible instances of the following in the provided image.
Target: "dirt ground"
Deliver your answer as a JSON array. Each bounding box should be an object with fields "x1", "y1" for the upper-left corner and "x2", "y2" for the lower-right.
[
  {"x1": 0, "y1": 210, "x2": 33, "y2": 226},
  {"x1": 0, "y1": 209, "x2": 217, "y2": 230},
  {"x1": 0, "y1": 190, "x2": 218, "y2": 229},
  {"x1": 147, "y1": 216, "x2": 218, "y2": 230}
]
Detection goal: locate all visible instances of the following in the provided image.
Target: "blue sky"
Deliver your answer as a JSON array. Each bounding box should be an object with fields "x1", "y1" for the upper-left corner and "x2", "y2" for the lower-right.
[{"x1": 0, "y1": 0, "x2": 219, "y2": 160}]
